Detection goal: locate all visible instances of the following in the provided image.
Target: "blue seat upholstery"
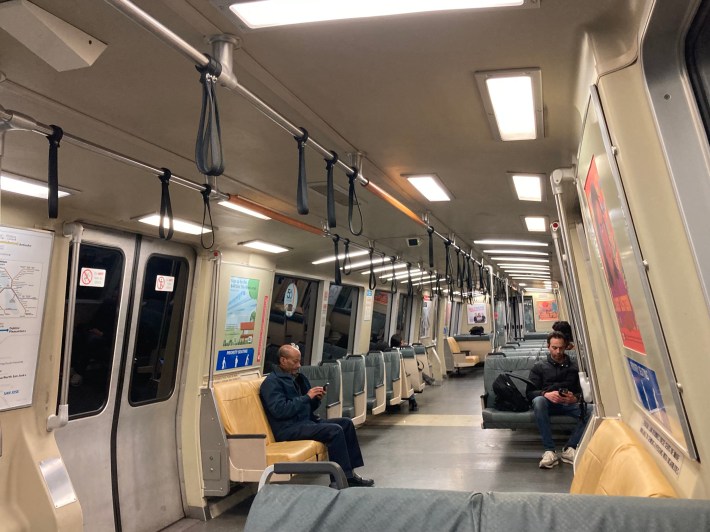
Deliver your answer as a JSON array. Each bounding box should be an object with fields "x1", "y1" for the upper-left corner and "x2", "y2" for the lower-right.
[
  {"x1": 299, "y1": 364, "x2": 342, "y2": 419},
  {"x1": 338, "y1": 356, "x2": 367, "y2": 425},
  {"x1": 365, "y1": 351, "x2": 386, "y2": 414}
]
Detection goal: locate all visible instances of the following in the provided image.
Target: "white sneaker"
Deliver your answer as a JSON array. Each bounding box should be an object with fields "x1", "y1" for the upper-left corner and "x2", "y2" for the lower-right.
[
  {"x1": 561, "y1": 447, "x2": 576, "y2": 464},
  {"x1": 539, "y1": 450, "x2": 559, "y2": 469}
]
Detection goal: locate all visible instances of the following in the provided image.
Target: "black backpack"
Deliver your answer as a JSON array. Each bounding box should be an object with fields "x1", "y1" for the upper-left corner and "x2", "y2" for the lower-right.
[{"x1": 492, "y1": 372, "x2": 534, "y2": 412}]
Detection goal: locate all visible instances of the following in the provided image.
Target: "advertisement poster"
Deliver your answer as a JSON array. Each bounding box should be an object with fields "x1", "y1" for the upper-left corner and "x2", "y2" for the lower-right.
[
  {"x1": 363, "y1": 289, "x2": 374, "y2": 322},
  {"x1": 535, "y1": 299, "x2": 558, "y2": 321},
  {"x1": 0, "y1": 226, "x2": 53, "y2": 411},
  {"x1": 217, "y1": 276, "x2": 259, "y2": 371},
  {"x1": 466, "y1": 303, "x2": 487, "y2": 324},
  {"x1": 585, "y1": 156, "x2": 646, "y2": 354}
]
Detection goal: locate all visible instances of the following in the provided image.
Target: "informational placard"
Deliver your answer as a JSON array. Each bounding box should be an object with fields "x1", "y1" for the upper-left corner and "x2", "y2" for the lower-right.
[
  {"x1": 363, "y1": 289, "x2": 374, "y2": 321},
  {"x1": 627, "y1": 357, "x2": 664, "y2": 414},
  {"x1": 79, "y1": 267, "x2": 105, "y2": 288},
  {"x1": 467, "y1": 303, "x2": 487, "y2": 324},
  {"x1": 154, "y1": 274, "x2": 174, "y2": 292},
  {"x1": 0, "y1": 226, "x2": 53, "y2": 411},
  {"x1": 283, "y1": 282, "x2": 298, "y2": 317},
  {"x1": 535, "y1": 299, "x2": 559, "y2": 321}
]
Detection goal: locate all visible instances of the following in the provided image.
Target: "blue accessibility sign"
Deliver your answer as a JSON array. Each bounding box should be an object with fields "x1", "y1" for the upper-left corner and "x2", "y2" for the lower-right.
[{"x1": 216, "y1": 348, "x2": 254, "y2": 371}]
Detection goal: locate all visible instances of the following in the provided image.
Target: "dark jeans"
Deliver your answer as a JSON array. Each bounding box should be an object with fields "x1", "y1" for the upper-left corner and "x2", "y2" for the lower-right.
[
  {"x1": 532, "y1": 396, "x2": 590, "y2": 451},
  {"x1": 277, "y1": 418, "x2": 364, "y2": 477}
]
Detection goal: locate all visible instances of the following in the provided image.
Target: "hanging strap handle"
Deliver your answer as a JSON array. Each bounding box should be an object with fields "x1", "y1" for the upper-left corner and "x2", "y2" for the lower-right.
[
  {"x1": 325, "y1": 151, "x2": 338, "y2": 228},
  {"x1": 332, "y1": 235, "x2": 342, "y2": 286},
  {"x1": 158, "y1": 168, "x2": 174, "y2": 240},
  {"x1": 46, "y1": 125, "x2": 63, "y2": 219},
  {"x1": 368, "y1": 248, "x2": 377, "y2": 290},
  {"x1": 195, "y1": 55, "x2": 224, "y2": 176},
  {"x1": 389, "y1": 257, "x2": 397, "y2": 294},
  {"x1": 295, "y1": 127, "x2": 310, "y2": 215},
  {"x1": 201, "y1": 185, "x2": 215, "y2": 249},
  {"x1": 427, "y1": 226, "x2": 435, "y2": 268},
  {"x1": 406, "y1": 263, "x2": 413, "y2": 297},
  {"x1": 347, "y1": 166, "x2": 363, "y2": 236},
  {"x1": 342, "y1": 239, "x2": 352, "y2": 274},
  {"x1": 435, "y1": 274, "x2": 442, "y2": 296}
]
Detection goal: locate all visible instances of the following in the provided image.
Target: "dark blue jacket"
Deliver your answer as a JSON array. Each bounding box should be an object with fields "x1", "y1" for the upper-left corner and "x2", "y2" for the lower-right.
[
  {"x1": 526, "y1": 353, "x2": 581, "y2": 401},
  {"x1": 259, "y1": 366, "x2": 321, "y2": 441}
]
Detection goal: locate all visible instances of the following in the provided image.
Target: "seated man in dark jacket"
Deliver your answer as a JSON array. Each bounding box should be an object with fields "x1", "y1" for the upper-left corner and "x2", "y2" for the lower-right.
[
  {"x1": 526, "y1": 331, "x2": 590, "y2": 469},
  {"x1": 259, "y1": 343, "x2": 374, "y2": 487}
]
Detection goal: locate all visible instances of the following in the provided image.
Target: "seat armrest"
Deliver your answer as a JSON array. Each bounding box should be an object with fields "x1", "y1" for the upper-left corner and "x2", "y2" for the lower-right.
[{"x1": 227, "y1": 434, "x2": 267, "y2": 439}]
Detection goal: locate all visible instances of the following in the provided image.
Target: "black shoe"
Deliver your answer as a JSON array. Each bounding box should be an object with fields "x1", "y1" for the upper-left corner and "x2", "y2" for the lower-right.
[
  {"x1": 347, "y1": 473, "x2": 375, "y2": 487},
  {"x1": 409, "y1": 403, "x2": 419, "y2": 412}
]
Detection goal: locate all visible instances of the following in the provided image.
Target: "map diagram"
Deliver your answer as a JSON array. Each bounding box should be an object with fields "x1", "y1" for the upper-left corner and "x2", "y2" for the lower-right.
[{"x1": 0, "y1": 260, "x2": 42, "y2": 318}]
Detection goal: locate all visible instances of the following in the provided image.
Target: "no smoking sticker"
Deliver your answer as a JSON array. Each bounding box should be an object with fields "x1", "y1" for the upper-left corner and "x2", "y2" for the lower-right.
[
  {"x1": 155, "y1": 275, "x2": 175, "y2": 292},
  {"x1": 80, "y1": 268, "x2": 106, "y2": 287}
]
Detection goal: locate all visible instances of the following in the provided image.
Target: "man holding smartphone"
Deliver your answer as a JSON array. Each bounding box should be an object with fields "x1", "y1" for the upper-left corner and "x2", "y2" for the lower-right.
[
  {"x1": 526, "y1": 331, "x2": 590, "y2": 469},
  {"x1": 260, "y1": 343, "x2": 374, "y2": 487}
]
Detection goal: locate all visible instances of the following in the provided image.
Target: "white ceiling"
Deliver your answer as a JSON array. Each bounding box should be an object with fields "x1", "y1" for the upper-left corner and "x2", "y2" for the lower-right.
[{"x1": 0, "y1": 0, "x2": 623, "y2": 287}]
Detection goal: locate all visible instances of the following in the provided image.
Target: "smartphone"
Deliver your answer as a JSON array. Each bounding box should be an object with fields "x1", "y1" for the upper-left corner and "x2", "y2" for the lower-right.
[
  {"x1": 323, "y1": 382, "x2": 329, "y2": 391},
  {"x1": 559, "y1": 388, "x2": 569, "y2": 395}
]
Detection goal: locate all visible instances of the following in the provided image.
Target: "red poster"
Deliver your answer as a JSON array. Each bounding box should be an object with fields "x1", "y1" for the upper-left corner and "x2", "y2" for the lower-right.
[
  {"x1": 584, "y1": 157, "x2": 646, "y2": 354},
  {"x1": 536, "y1": 300, "x2": 559, "y2": 321}
]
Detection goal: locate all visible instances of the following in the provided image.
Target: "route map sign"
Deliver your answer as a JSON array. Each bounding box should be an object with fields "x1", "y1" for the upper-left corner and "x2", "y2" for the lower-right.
[{"x1": 0, "y1": 226, "x2": 53, "y2": 411}]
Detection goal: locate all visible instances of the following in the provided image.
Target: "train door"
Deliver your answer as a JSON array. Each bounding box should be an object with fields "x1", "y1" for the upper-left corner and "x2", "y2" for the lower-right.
[{"x1": 55, "y1": 227, "x2": 194, "y2": 532}]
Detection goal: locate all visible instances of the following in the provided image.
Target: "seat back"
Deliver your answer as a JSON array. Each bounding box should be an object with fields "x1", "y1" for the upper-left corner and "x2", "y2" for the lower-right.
[
  {"x1": 213, "y1": 376, "x2": 275, "y2": 444},
  {"x1": 341, "y1": 355, "x2": 367, "y2": 424},
  {"x1": 382, "y1": 350, "x2": 403, "y2": 404},
  {"x1": 571, "y1": 418, "x2": 677, "y2": 497},
  {"x1": 300, "y1": 363, "x2": 342, "y2": 419},
  {"x1": 446, "y1": 336, "x2": 462, "y2": 354},
  {"x1": 365, "y1": 351, "x2": 386, "y2": 414}
]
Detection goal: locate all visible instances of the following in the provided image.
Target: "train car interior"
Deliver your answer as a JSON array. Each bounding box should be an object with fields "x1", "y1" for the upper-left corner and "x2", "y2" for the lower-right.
[{"x1": 2, "y1": 0, "x2": 710, "y2": 530}]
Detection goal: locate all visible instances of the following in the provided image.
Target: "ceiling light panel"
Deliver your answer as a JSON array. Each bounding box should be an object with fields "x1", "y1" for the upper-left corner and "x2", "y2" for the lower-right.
[
  {"x1": 223, "y1": 0, "x2": 530, "y2": 29},
  {"x1": 1, "y1": 172, "x2": 73, "y2": 199},
  {"x1": 491, "y1": 257, "x2": 549, "y2": 263},
  {"x1": 482, "y1": 249, "x2": 548, "y2": 256},
  {"x1": 360, "y1": 263, "x2": 408, "y2": 275},
  {"x1": 405, "y1": 174, "x2": 451, "y2": 202},
  {"x1": 524, "y1": 216, "x2": 548, "y2": 232},
  {"x1": 240, "y1": 240, "x2": 290, "y2": 253},
  {"x1": 137, "y1": 214, "x2": 211, "y2": 235},
  {"x1": 512, "y1": 174, "x2": 542, "y2": 201},
  {"x1": 312, "y1": 249, "x2": 370, "y2": 264},
  {"x1": 475, "y1": 69, "x2": 543, "y2": 141},
  {"x1": 218, "y1": 201, "x2": 271, "y2": 220},
  {"x1": 473, "y1": 239, "x2": 547, "y2": 247}
]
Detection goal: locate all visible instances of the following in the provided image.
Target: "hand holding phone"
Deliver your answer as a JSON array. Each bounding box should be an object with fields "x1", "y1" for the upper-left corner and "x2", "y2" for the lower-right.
[
  {"x1": 559, "y1": 387, "x2": 569, "y2": 396},
  {"x1": 323, "y1": 382, "x2": 329, "y2": 391}
]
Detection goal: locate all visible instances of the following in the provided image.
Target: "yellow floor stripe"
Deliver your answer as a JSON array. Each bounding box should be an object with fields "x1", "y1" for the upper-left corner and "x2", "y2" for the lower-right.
[{"x1": 364, "y1": 414, "x2": 482, "y2": 427}]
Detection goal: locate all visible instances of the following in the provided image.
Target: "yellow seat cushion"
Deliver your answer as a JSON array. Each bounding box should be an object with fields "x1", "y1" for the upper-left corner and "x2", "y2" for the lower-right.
[
  {"x1": 266, "y1": 440, "x2": 328, "y2": 465},
  {"x1": 464, "y1": 355, "x2": 480, "y2": 364},
  {"x1": 571, "y1": 419, "x2": 677, "y2": 498},
  {"x1": 214, "y1": 377, "x2": 276, "y2": 443}
]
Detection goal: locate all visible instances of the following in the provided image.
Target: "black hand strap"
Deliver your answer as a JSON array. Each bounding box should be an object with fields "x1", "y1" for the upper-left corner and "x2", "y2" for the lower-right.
[
  {"x1": 158, "y1": 168, "x2": 174, "y2": 240},
  {"x1": 435, "y1": 274, "x2": 442, "y2": 296},
  {"x1": 406, "y1": 263, "x2": 413, "y2": 297},
  {"x1": 295, "y1": 127, "x2": 309, "y2": 215},
  {"x1": 347, "y1": 166, "x2": 363, "y2": 236},
  {"x1": 389, "y1": 257, "x2": 397, "y2": 295},
  {"x1": 195, "y1": 55, "x2": 224, "y2": 177},
  {"x1": 201, "y1": 185, "x2": 215, "y2": 249},
  {"x1": 46, "y1": 125, "x2": 63, "y2": 219},
  {"x1": 325, "y1": 151, "x2": 338, "y2": 228},
  {"x1": 342, "y1": 239, "x2": 352, "y2": 274},
  {"x1": 332, "y1": 235, "x2": 342, "y2": 286},
  {"x1": 368, "y1": 248, "x2": 377, "y2": 290},
  {"x1": 427, "y1": 226, "x2": 435, "y2": 268}
]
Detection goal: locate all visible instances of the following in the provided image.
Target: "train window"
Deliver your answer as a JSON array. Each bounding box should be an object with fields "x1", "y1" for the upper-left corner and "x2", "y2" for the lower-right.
[
  {"x1": 128, "y1": 255, "x2": 189, "y2": 405},
  {"x1": 448, "y1": 301, "x2": 460, "y2": 336},
  {"x1": 523, "y1": 296, "x2": 535, "y2": 332},
  {"x1": 63, "y1": 244, "x2": 124, "y2": 419},
  {"x1": 324, "y1": 284, "x2": 360, "y2": 354},
  {"x1": 370, "y1": 290, "x2": 392, "y2": 346},
  {"x1": 687, "y1": 0, "x2": 710, "y2": 144},
  {"x1": 265, "y1": 275, "x2": 318, "y2": 370}
]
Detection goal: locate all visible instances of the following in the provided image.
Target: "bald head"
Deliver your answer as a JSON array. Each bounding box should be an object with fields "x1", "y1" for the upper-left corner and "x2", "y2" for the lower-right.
[{"x1": 278, "y1": 344, "x2": 301, "y2": 375}]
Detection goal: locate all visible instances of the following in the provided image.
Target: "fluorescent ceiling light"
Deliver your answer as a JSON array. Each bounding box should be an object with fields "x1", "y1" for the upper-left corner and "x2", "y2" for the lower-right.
[
  {"x1": 491, "y1": 257, "x2": 549, "y2": 263},
  {"x1": 312, "y1": 249, "x2": 369, "y2": 265},
  {"x1": 498, "y1": 263, "x2": 549, "y2": 269},
  {"x1": 524, "y1": 216, "x2": 548, "y2": 232},
  {"x1": 1, "y1": 172, "x2": 73, "y2": 199},
  {"x1": 360, "y1": 263, "x2": 408, "y2": 275},
  {"x1": 239, "y1": 240, "x2": 290, "y2": 254},
  {"x1": 518, "y1": 283, "x2": 527, "y2": 286},
  {"x1": 406, "y1": 175, "x2": 451, "y2": 202},
  {"x1": 382, "y1": 270, "x2": 426, "y2": 281},
  {"x1": 483, "y1": 249, "x2": 548, "y2": 256},
  {"x1": 218, "y1": 201, "x2": 271, "y2": 220},
  {"x1": 503, "y1": 270, "x2": 551, "y2": 275},
  {"x1": 510, "y1": 275, "x2": 551, "y2": 280},
  {"x1": 137, "y1": 214, "x2": 211, "y2": 235},
  {"x1": 229, "y1": 0, "x2": 526, "y2": 29},
  {"x1": 474, "y1": 239, "x2": 547, "y2": 247},
  {"x1": 512, "y1": 174, "x2": 542, "y2": 201},
  {"x1": 475, "y1": 69, "x2": 543, "y2": 141}
]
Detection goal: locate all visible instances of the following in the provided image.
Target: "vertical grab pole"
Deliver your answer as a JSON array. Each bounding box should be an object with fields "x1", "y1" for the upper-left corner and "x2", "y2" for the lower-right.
[
  {"x1": 551, "y1": 169, "x2": 603, "y2": 414},
  {"x1": 504, "y1": 279, "x2": 510, "y2": 345},
  {"x1": 551, "y1": 224, "x2": 576, "y2": 326},
  {"x1": 487, "y1": 265, "x2": 496, "y2": 350},
  {"x1": 207, "y1": 250, "x2": 221, "y2": 388},
  {"x1": 48, "y1": 223, "x2": 84, "y2": 431}
]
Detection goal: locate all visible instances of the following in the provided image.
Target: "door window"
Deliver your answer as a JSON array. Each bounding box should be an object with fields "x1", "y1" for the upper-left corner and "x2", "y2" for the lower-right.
[{"x1": 128, "y1": 255, "x2": 189, "y2": 404}]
